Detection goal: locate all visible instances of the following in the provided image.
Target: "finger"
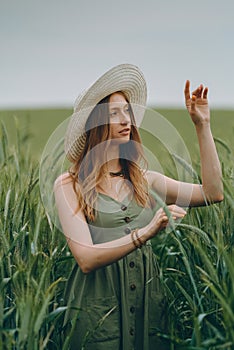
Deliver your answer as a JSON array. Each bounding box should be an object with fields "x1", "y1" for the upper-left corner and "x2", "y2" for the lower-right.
[
  {"x1": 169, "y1": 210, "x2": 186, "y2": 218},
  {"x1": 203, "y1": 87, "x2": 208, "y2": 99},
  {"x1": 161, "y1": 215, "x2": 168, "y2": 223},
  {"x1": 170, "y1": 207, "x2": 186, "y2": 215},
  {"x1": 158, "y1": 217, "x2": 168, "y2": 230},
  {"x1": 171, "y1": 212, "x2": 186, "y2": 219},
  {"x1": 192, "y1": 85, "x2": 203, "y2": 97},
  {"x1": 184, "y1": 80, "x2": 191, "y2": 102},
  {"x1": 168, "y1": 205, "x2": 187, "y2": 215},
  {"x1": 197, "y1": 84, "x2": 203, "y2": 98},
  {"x1": 157, "y1": 208, "x2": 166, "y2": 217}
]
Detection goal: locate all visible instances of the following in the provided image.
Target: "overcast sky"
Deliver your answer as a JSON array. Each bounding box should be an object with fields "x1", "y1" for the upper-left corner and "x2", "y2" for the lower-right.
[{"x1": 1, "y1": 0, "x2": 234, "y2": 109}]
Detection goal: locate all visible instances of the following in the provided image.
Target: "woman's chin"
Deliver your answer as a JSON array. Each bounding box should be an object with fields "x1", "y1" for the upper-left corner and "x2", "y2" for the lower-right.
[{"x1": 110, "y1": 136, "x2": 130, "y2": 145}]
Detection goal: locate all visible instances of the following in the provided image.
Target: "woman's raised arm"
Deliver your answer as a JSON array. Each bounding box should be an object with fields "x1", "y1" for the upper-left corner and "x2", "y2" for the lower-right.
[
  {"x1": 148, "y1": 81, "x2": 223, "y2": 207},
  {"x1": 185, "y1": 80, "x2": 223, "y2": 203}
]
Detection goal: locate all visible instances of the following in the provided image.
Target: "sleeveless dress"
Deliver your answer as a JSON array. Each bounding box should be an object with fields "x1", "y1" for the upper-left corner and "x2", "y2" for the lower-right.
[{"x1": 63, "y1": 192, "x2": 169, "y2": 350}]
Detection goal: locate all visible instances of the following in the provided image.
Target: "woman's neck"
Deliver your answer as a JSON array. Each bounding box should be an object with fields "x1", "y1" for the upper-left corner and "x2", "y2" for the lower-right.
[
  {"x1": 104, "y1": 145, "x2": 122, "y2": 173},
  {"x1": 105, "y1": 158, "x2": 122, "y2": 173}
]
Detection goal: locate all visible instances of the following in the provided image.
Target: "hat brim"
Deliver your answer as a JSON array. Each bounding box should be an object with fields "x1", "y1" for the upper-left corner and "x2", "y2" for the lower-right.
[{"x1": 65, "y1": 63, "x2": 147, "y2": 162}]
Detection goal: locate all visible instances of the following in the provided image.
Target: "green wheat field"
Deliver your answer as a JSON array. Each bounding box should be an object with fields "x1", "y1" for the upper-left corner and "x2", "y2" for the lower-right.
[{"x1": 0, "y1": 108, "x2": 233, "y2": 349}]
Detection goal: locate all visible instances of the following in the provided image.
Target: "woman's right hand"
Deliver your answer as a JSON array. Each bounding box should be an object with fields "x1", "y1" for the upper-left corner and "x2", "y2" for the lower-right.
[{"x1": 144, "y1": 205, "x2": 187, "y2": 240}]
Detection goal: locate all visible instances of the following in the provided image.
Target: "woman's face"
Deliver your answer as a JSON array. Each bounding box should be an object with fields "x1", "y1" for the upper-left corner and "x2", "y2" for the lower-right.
[{"x1": 108, "y1": 92, "x2": 131, "y2": 143}]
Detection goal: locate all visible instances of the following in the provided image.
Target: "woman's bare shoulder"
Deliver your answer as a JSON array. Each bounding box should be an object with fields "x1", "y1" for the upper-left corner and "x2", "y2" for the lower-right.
[
  {"x1": 145, "y1": 170, "x2": 163, "y2": 185},
  {"x1": 54, "y1": 172, "x2": 73, "y2": 191}
]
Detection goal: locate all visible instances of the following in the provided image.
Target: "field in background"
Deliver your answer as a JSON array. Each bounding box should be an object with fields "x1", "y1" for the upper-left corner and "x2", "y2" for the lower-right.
[
  {"x1": 0, "y1": 108, "x2": 233, "y2": 349},
  {"x1": 0, "y1": 108, "x2": 233, "y2": 160}
]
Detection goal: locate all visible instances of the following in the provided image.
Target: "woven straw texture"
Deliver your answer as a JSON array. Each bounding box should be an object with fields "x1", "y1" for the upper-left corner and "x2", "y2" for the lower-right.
[{"x1": 64, "y1": 63, "x2": 147, "y2": 162}]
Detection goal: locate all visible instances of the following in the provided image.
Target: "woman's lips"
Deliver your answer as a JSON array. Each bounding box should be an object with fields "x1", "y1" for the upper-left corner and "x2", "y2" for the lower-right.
[{"x1": 119, "y1": 128, "x2": 130, "y2": 135}]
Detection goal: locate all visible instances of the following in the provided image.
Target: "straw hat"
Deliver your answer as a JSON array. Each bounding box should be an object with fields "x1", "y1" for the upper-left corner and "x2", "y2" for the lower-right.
[{"x1": 64, "y1": 63, "x2": 147, "y2": 162}]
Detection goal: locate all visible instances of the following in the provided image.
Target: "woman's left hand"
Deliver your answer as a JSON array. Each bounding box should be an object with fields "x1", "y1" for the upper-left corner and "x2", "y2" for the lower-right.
[{"x1": 184, "y1": 80, "x2": 210, "y2": 126}]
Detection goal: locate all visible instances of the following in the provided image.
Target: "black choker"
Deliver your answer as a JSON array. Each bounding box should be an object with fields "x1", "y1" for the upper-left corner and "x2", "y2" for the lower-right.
[{"x1": 109, "y1": 171, "x2": 124, "y2": 177}]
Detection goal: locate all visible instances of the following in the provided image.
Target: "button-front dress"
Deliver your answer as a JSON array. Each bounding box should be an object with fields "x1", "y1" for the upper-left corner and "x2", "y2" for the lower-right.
[{"x1": 63, "y1": 192, "x2": 169, "y2": 350}]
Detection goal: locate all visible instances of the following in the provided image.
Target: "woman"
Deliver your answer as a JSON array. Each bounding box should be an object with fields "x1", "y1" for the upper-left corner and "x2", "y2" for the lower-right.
[{"x1": 54, "y1": 64, "x2": 223, "y2": 349}]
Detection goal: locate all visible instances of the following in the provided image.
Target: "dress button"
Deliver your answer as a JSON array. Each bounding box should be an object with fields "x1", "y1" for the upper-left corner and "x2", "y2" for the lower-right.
[
  {"x1": 130, "y1": 306, "x2": 135, "y2": 313},
  {"x1": 129, "y1": 327, "x2": 134, "y2": 336},
  {"x1": 129, "y1": 261, "x2": 135, "y2": 268},
  {"x1": 121, "y1": 204, "x2": 127, "y2": 211},
  {"x1": 124, "y1": 216, "x2": 131, "y2": 223},
  {"x1": 124, "y1": 227, "x2": 131, "y2": 234},
  {"x1": 130, "y1": 283, "x2": 136, "y2": 291}
]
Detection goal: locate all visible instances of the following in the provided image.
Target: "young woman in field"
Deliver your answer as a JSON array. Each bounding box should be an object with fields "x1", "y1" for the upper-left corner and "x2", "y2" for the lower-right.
[{"x1": 54, "y1": 64, "x2": 223, "y2": 349}]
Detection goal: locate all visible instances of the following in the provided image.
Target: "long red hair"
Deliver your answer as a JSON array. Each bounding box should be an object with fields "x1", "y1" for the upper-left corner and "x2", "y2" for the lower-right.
[{"x1": 70, "y1": 92, "x2": 149, "y2": 221}]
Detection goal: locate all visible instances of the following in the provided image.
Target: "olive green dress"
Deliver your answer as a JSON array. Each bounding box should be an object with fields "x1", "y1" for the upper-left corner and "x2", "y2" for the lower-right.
[{"x1": 63, "y1": 192, "x2": 169, "y2": 350}]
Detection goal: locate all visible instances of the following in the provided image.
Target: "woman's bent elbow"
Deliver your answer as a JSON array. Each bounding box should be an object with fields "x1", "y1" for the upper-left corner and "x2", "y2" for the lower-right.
[
  {"x1": 214, "y1": 193, "x2": 224, "y2": 203},
  {"x1": 75, "y1": 256, "x2": 98, "y2": 274},
  {"x1": 77, "y1": 259, "x2": 93, "y2": 274},
  {"x1": 208, "y1": 190, "x2": 224, "y2": 204},
  {"x1": 80, "y1": 265, "x2": 92, "y2": 274},
  {"x1": 205, "y1": 186, "x2": 224, "y2": 204}
]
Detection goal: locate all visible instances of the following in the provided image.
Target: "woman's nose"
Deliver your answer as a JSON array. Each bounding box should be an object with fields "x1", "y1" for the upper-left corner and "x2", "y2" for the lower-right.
[{"x1": 120, "y1": 111, "x2": 130, "y2": 124}]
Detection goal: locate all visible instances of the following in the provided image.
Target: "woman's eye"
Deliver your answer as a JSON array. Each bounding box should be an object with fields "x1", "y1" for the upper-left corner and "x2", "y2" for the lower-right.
[{"x1": 110, "y1": 112, "x2": 118, "y2": 117}]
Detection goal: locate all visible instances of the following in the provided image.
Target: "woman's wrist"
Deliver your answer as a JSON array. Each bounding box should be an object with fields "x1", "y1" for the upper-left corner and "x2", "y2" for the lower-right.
[
  {"x1": 131, "y1": 229, "x2": 145, "y2": 248},
  {"x1": 194, "y1": 120, "x2": 211, "y2": 132},
  {"x1": 130, "y1": 221, "x2": 159, "y2": 249},
  {"x1": 137, "y1": 226, "x2": 153, "y2": 244}
]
